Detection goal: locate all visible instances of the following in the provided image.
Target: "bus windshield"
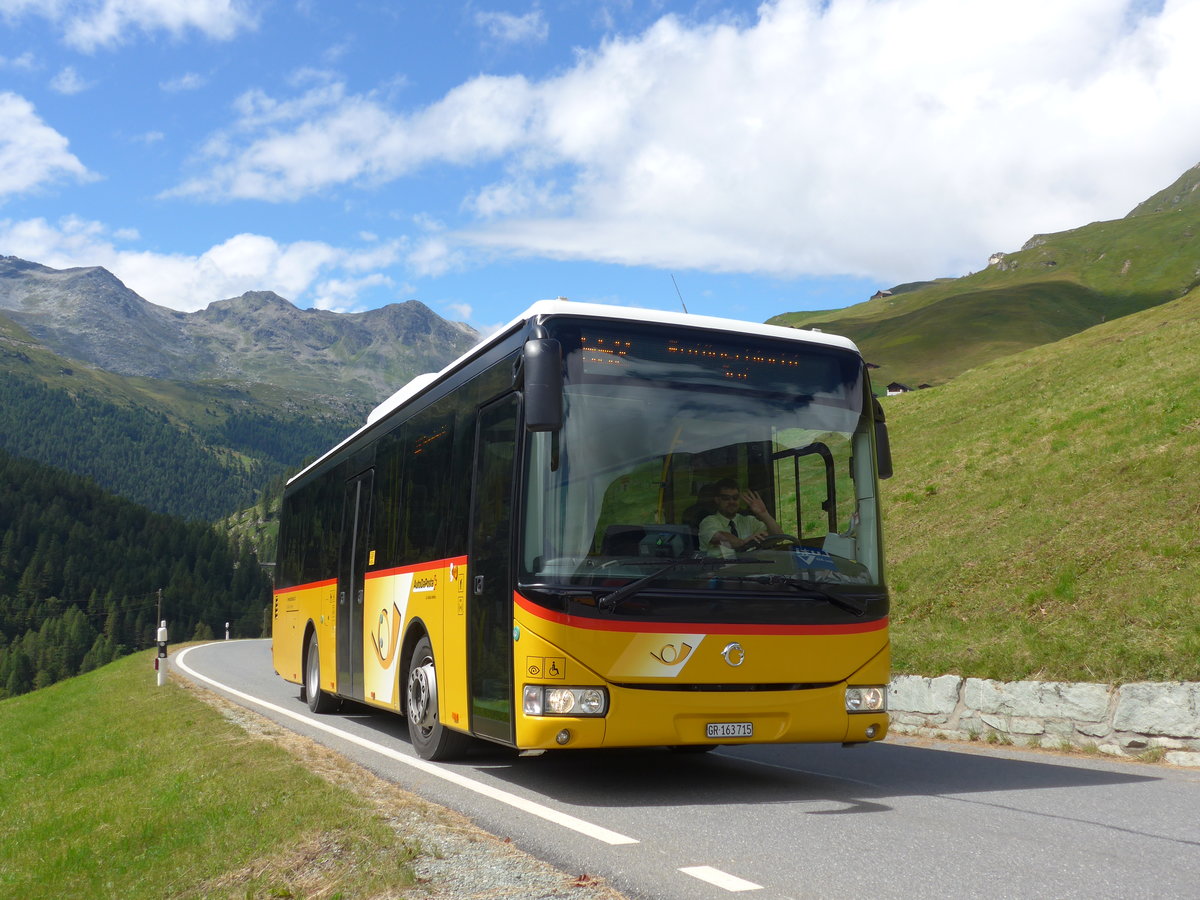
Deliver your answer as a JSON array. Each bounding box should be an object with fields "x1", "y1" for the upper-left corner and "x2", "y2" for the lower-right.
[{"x1": 520, "y1": 322, "x2": 886, "y2": 624}]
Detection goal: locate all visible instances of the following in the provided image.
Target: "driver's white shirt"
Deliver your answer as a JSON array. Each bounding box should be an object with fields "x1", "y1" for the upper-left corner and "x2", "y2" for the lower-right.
[{"x1": 698, "y1": 512, "x2": 768, "y2": 555}]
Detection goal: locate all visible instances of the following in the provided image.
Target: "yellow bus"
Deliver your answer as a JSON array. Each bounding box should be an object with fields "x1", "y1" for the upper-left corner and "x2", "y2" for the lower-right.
[{"x1": 272, "y1": 300, "x2": 893, "y2": 760}]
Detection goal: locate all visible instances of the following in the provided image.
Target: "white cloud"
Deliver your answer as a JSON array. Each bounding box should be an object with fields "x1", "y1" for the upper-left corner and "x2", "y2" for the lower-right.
[
  {"x1": 171, "y1": 0, "x2": 1200, "y2": 283},
  {"x1": 465, "y1": 173, "x2": 566, "y2": 219},
  {"x1": 474, "y1": 8, "x2": 549, "y2": 45},
  {"x1": 407, "y1": 236, "x2": 465, "y2": 278},
  {"x1": 0, "y1": 0, "x2": 257, "y2": 51},
  {"x1": 160, "y1": 71, "x2": 206, "y2": 92},
  {"x1": 456, "y1": 0, "x2": 1200, "y2": 281},
  {"x1": 0, "y1": 215, "x2": 404, "y2": 312},
  {"x1": 0, "y1": 51, "x2": 38, "y2": 71},
  {"x1": 171, "y1": 74, "x2": 536, "y2": 201},
  {"x1": 49, "y1": 65, "x2": 92, "y2": 94},
  {"x1": 0, "y1": 92, "x2": 93, "y2": 196},
  {"x1": 312, "y1": 273, "x2": 393, "y2": 312}
]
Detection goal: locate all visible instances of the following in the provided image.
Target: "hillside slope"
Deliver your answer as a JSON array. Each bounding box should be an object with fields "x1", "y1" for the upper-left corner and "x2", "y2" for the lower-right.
[
  {"x1": 768, "y1": 163, "x2": 1200, "y2": 388},
  {"x1": 0, "y1": 312, "x2": 351, "y2": 519},
  {"x1": 0, "y1": 447, "x2": 273, "y2": 697},
  {"x1": 882, "y1": 287, "x2": 1200, "y2": 682}
]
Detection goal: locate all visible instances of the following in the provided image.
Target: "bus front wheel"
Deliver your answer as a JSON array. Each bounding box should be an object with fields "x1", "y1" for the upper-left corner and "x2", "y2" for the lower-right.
[
  {"x1": 406, "y1": 635, "x2": 471, "y2": 761},
  {"x1": 305, "y1": 631, "x2": 337, "y2": 713}
]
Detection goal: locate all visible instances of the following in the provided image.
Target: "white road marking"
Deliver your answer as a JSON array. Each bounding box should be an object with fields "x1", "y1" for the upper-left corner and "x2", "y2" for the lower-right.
[
  {"x1": 680, "y1": 865, "x2": 763, "y2": 892},
  {"x1": 174, "y1": 644, "x2": 639, "y2": 846}
]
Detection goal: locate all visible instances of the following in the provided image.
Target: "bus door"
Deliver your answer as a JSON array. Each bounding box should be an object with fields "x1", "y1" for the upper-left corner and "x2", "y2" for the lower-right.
[
  {"x1": 337, "y1": 469, "x2": 374, "y2": 700},
  {"x1": 467, "y1": 394, "x2": 518, "y2": 743}
]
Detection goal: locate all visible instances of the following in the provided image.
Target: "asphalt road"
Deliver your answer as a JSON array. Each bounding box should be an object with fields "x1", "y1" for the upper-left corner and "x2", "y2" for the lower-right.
[{"x1": 175, "y1": 639, "x2": 1200, "y2": 900}]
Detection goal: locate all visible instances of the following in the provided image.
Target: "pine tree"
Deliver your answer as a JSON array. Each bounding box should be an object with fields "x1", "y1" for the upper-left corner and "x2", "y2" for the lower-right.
[{"x1": 7, "y1": 648, "x2": 33, "y2": 696}]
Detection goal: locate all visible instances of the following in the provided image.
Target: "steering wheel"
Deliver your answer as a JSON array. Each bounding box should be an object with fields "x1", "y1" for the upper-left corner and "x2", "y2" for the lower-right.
[{"x1": 741, "y1": 533, "x2": 800, "y2": 551}]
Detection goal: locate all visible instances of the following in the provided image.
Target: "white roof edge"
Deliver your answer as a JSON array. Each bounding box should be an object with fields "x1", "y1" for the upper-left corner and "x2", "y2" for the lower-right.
[
  {"x1": 290, "y1": 299, "x2": 859, "y2": 485},
  {"x1": 368, "y1": 300, "x2": 857, "y2": 425},
  {"x1": 366, "y1": 371, "x2": 440, "y2": 425},
  {"x1": 518, "y1": 299, "x2": 859, "y2": 352}
]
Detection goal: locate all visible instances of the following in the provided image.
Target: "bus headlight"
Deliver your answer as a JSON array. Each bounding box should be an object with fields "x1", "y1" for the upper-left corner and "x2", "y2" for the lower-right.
[
  {"x1": 846, "y1": 685, "x2": 887, "y2": 713},
  {"x1": 523, "y1": 685, "x2": 608, "y2": 717}
]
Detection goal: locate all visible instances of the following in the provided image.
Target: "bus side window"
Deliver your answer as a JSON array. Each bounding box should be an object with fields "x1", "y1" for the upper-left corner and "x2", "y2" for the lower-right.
[{"x1": 401, "y1": 403, "x2": 456, "y2": 562}]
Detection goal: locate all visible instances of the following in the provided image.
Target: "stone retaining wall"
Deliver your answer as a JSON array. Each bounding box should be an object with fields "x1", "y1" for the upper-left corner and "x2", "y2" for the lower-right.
[{"x1": 888, "y1": 676, "x2": 1200, "y2": 767}]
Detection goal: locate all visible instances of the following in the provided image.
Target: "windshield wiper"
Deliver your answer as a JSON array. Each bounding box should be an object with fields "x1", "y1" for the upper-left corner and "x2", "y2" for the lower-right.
[
  {"x1": 742, "y1": 573, "x2": 870, "y2": 616},
  {"x1": 597, "y1": 557, "x2": 754, "y2": 612}
]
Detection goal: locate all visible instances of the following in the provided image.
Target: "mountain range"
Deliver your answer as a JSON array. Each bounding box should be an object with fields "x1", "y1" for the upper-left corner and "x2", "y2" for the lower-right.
[
  {"x1": 0, "y1": 257, "x2": 478, "y2": 412},
  {"x1": 0, "y1": 259, "x2": 479, "y2": 519}
]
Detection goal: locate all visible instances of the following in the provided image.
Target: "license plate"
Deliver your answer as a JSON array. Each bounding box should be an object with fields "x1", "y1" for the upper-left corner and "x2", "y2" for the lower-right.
[{"x1": 706, "y1": 721, "x2": 753, "y2": 739}]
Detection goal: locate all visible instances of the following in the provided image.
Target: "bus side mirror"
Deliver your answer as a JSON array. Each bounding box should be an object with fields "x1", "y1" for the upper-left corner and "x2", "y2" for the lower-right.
[
  {"x1": 872, "y1": 397, "x2": 893, "y2": 479},
  {"x1": 523, "y1": 338, "x2": 563, "y2": 432}
]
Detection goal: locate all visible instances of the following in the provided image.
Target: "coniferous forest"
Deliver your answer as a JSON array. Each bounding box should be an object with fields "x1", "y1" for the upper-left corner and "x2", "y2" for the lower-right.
[
  {"x1": 0, "y1": 448, "x2": 273, "y2": 698},
  {"x1": 0, "y1": 373, "x2": 348, "y2": 521}
]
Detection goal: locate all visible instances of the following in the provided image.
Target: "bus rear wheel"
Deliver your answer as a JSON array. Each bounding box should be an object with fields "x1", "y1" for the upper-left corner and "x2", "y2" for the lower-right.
[
  {"x1": 406, "y1": 635, "x2": 472, "y2": 761},
  {"x1": 305, "y1": 631, "x2": 337, "y2": 713}
]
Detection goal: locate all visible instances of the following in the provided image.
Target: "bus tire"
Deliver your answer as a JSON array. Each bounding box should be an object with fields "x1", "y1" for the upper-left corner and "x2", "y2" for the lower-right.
[
  {"x1": 305, "y1": 631, "x2": 337, "y2": 714},
  {"x1": 406, "y1": 635, "x2": 472, "y2": 761}
]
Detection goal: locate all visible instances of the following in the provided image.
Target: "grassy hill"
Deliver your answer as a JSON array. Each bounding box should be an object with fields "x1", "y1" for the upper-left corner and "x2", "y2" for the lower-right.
[
  {"x1": 0, "y1": 650, "x2": 420, "y2": 898},
  {"x1": 0, "y1": 649, "x2": 628, "y2": 899},
  {"x1": 768, "y1": 166, "x2": 1200, "y2": 388},
  {"x1": 882, "y1": 285, "x2": 1200, "y2": 683}
]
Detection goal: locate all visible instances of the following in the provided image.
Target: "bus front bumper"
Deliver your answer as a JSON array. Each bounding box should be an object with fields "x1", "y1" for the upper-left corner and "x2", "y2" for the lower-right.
[{"x1": 514, "y1": 680, "x2": 889, "y2": 750}]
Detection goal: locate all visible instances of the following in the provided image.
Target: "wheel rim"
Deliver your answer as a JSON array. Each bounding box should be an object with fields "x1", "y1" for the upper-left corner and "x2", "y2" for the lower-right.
[
  {"x1": 307, "y1": 641, "x2": 319, "y2": 696},
  {"x1": 408, "y1": 657, "x2": 437, "y2": 733}
]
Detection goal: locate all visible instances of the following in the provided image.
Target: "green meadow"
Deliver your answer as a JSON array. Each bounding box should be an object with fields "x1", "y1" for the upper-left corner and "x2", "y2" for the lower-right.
[
  {"x1": 882, "y1": 287, "x2": 1200, "y2": 682},
  {"x1": 0, "y1": 650, "x2": 420, "y2": 899}
]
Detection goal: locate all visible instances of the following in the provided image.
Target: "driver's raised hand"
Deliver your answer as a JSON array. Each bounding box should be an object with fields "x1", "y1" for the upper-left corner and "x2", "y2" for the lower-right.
[{"x1": 741, "y1": 489, "x2": 768, "y2": 518}]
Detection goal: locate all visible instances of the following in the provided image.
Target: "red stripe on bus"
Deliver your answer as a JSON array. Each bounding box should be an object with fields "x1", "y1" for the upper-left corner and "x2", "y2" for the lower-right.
[
  {"x1": 365, "y1": 555, "x2": 469, "y2": 581},
  {"x1": 273, "y1": 577, "x2": 337, "y2": 596},
  {"x1": 513, "y1": 591, "x2": 886, "y2": 635},
  {"x1": 273, "y1": 557, "x2": 468, "y2": 595}
]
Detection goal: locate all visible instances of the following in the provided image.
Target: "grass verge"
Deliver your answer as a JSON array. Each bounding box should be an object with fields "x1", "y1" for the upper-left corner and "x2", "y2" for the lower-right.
[{"x1": 0, "y1": 649, "x2": 420, "y2": 899}]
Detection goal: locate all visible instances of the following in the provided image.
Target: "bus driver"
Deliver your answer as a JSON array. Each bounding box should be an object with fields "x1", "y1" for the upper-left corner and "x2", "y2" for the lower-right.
[{"x1": 698, "y1": 478, "x2": 782, "y2": 556}]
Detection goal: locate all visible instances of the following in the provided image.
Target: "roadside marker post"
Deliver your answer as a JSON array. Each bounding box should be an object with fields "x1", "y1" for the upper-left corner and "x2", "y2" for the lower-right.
[{"x1": 155, "y1": 621, "x2": 168, "y2": 687}]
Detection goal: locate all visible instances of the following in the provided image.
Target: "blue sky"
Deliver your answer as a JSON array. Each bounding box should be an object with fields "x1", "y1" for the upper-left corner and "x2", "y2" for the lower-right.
[{"x1": 2, "y1": 0, "x2": 1198, "y2": 335}]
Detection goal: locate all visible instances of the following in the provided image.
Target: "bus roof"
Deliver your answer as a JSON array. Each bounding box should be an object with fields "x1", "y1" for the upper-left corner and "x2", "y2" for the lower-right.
[
  {"x1": 291, "y1": 300, "x2": 860, "y2": 486},
  {"x1": 368, "y1": 299, "x2": 858, "y2": 426}
]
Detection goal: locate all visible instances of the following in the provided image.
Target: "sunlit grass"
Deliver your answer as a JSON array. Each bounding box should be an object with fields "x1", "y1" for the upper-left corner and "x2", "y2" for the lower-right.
[
  {"x1": 882, "y1": 288, "x2": 1200, "y2": 682},
  {"x1": 0, "y1": 650, "x2": 419, "y2": 899}
]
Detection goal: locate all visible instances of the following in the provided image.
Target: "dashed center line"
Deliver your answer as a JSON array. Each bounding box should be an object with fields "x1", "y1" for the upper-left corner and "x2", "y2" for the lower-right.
[{"x1": 680, "y1": 865, "x2": 763, "y2": 892}]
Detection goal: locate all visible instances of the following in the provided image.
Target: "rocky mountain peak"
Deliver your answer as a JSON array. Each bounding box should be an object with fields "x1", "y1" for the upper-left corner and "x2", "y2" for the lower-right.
[
  {"x1": 205, "y1": 290, "x2": 296, "y2": 313},
  {"x1": 0, "y1": 256, "x2": 480, "y2": 409}
]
